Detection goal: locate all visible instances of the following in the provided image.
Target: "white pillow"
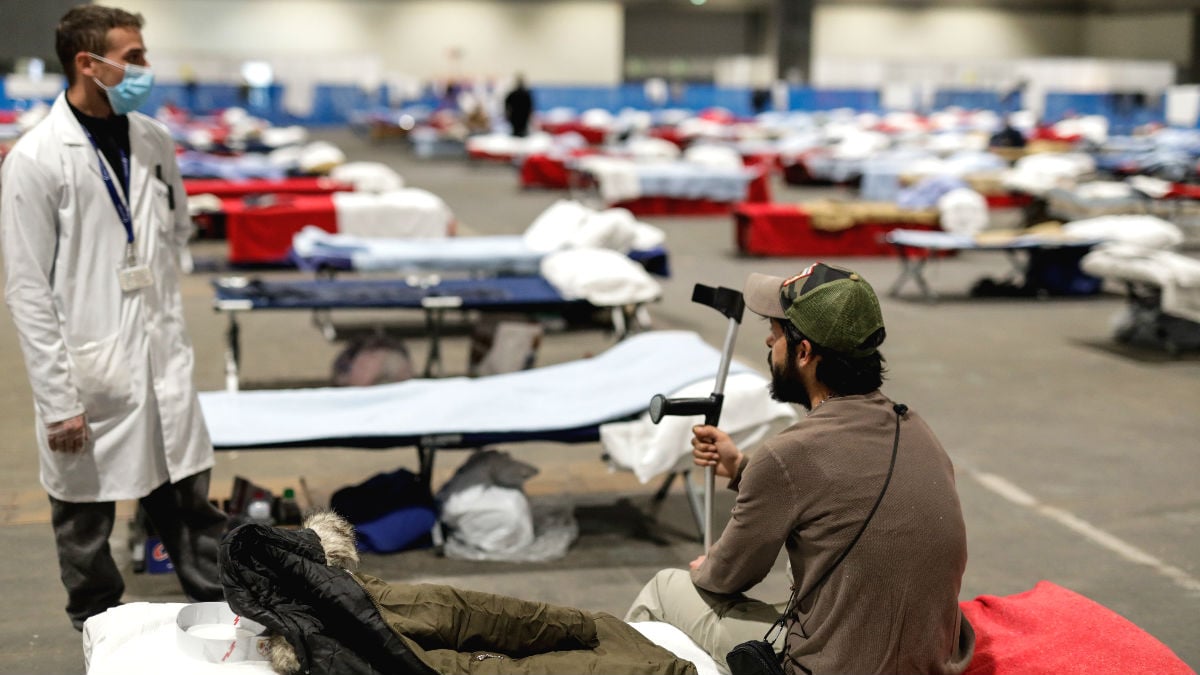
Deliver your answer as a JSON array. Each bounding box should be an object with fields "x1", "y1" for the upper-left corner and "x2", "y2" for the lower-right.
[
  {"x1": 523, "y1": 200, "x2": 590, "y2": 252},
  {"x1": 937, "y1": 188, "x2": 989, "y2": 235},
  {"x1": 330, "y1": 161, "x2": 404, "y2": 193},
  {"x1": 540, "y1": 248, "x2": 661, "y2": 306},
  {"x1": 573, "y1": 208, "x2": 639, "y2": 252}
]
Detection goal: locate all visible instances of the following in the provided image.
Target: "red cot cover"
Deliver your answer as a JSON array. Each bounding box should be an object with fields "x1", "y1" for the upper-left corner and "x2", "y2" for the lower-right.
[
  {"x1": 733, "y1": 202, "x2": 939, "y2": 257},
  {"x1": 221, "y1": 194, "x2": 338, "y2": 265},
  {"x1": 961, "y1": 581, "x2": 1193, "y2": 675}
]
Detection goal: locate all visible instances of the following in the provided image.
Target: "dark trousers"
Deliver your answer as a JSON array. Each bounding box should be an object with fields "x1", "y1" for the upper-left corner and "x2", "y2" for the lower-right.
[{"x1": 49, "y1": 469, "x2": 228, "y2": 630}]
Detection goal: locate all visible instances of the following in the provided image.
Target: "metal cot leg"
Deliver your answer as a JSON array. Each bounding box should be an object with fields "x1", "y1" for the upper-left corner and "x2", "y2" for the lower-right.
[{"x1": 224, "y1": 312, "x2": 241, "y2": 393}]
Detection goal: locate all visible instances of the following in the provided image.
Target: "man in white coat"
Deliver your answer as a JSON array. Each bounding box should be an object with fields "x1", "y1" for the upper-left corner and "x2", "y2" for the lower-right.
[{"x1": 0, "y1": 5, "x2": 226, "y2": 630}]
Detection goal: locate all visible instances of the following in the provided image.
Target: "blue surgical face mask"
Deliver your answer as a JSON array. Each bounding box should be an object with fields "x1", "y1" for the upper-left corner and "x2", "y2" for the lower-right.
[{"x1": 89, "y1": 52, "x2": 154, "y2": 115}]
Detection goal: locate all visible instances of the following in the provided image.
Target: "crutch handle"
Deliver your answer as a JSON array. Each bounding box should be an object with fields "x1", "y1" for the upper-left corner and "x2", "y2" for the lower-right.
[
  {"x1": 647, "y1": 283, "x2": 745, "y2": 552},
  {"x1": 648, "y1": 394, "x2": 724, "y2": 427}
]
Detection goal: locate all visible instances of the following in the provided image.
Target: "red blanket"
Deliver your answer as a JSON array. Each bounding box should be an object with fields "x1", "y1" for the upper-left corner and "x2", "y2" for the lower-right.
[
  {"x1": 221, "y1": 194, "x2": 338, "y2": 264},
  {"x1": 962, "y1": 581, "x2": 1193, "y2": 675},
  {"x1": 183, "y1": 177, "x2": 354, "y2": 198}
]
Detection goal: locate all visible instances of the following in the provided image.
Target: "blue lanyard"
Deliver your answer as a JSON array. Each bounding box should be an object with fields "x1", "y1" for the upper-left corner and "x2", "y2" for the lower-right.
[{"x1": 82, "y1": 129, "x2": 134, "y2": 244}]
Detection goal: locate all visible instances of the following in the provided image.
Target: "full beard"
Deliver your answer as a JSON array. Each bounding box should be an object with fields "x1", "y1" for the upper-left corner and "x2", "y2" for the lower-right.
[{"x1": 768, "y1": 351, "x2": 811, "y2": 409}]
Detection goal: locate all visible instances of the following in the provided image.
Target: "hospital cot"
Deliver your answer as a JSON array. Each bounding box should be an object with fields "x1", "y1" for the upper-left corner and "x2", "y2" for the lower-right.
[
  {"x1": 567, "y1": 157, "x2": 771, "y2": 216},
  {"x1": 201, "y1": 329, "x2": 792, "y2": 547},
  {"x1": 193, "y1": 190, "x2": 456, "y2": 265},
  {"x1": 288, "y1": 227, "x2": 671, "y2": 278},
  {"x1": 884, "y1": 229, "x2": 1105, "y2": 301},
  {"x1": 1080, "y1": 244, "x2": 1200, "y2": 354},
  {"x1": 198, "y1": 330, "x2": 771, "y2": 494},
  {"x1": 212, "y1": 271, "x2": 657, "y2": 388}
]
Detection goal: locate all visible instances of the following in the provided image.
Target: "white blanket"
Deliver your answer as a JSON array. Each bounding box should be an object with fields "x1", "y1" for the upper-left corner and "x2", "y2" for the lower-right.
[
  {"x1": 1081, "y1": 244, "x2": 1200, "y2": 323},
  {"x1": 328, "y1": 161, "x2": 404, "y2": 193},
  {"x1": 540, "y1": 248, "x2": 662, "y2": 306},
  {"x1": 1061, "y1": 215, "x2": 1184, "y2": 251},
  {"x1": 523, "y1": 199, "x2": 665, "y2": 253},
  {"x1": 331, "y1": 189, "x2": 453, "y2": 239},
  {"x1": 83, "y1": 603, "x2": 725, "y2": 675},
  {"x1": 576, "y1": 155, "x2": 642, "y2": 203},
  {"x1": 465, "y1": 131, "x2": 558, "y2": 158},
  {"x1": 1002, "y1": 152, "x2": 1096, "y2": 196}
]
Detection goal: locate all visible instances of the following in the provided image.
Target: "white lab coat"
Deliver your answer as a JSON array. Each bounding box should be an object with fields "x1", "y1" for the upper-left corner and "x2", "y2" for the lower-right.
[{"x1": 0, "y1": 94, "x2": 213, "y2": 502}]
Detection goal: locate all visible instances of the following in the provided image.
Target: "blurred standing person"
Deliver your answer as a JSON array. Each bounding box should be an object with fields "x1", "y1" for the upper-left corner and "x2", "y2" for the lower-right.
[
  {"x1": 504, "y1": 73, "x2": 534, "y2": 137},
  {"x1": 989, "y1": 114, "x2": 1027, "y2": 150},
  {"x1": 0, "y1": 5, "x2": 226, "y2": 630}
]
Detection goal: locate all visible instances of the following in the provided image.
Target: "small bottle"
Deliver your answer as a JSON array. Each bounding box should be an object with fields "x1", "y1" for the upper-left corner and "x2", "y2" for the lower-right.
[
  {"x1": 275, "y1": 487, "x2": 302, "y2": 527},
  {"x1": 246, "y1": 493, "x2": 275, "y2": 526}
]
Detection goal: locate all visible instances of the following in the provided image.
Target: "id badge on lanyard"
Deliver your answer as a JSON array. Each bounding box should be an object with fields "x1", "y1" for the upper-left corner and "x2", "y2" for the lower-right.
[
  {"x1": 86, "y1": 131, "x2": 154, "y2": 292},
  {"x1": 119, "y1": 242, "x2": 154, "y2": 291}
]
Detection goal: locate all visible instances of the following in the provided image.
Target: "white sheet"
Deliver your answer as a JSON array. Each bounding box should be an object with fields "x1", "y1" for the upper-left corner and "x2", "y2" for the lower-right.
[
  {"x1": 601, "y1": 372, "x2": 798, "y2": 484},
  {"x1": 200, "y1": 331, "x2": 754, "y2": 448},
  {"x1": 83, "y1": 603, "x2": 724, "y2": 675},
  {"x1": 83, "y1": 602, "x2": 273, "y2": 675}
]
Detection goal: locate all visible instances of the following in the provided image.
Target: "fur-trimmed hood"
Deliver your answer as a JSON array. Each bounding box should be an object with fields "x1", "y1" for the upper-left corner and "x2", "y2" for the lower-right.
[{"x1": 303, "y1": 510, "x2": 359, "y2": 571}]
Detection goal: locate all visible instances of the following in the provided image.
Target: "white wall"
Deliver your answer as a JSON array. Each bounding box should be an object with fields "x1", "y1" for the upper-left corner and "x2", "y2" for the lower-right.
[
  {"x1": 380, "y1": 2, "x2": 621, "y2": 85},
  {"x1": 809, "y1": 5, "x2": 1180, "y2": 95},
  {"x1": 1082, "y1": 11, "x2": 1192, "y2": 66},
  {"x1": 118, "y1": 0, "x2": 622, "y2": 85},
  {"x1": 812, "y1": 6, "x2": 1085, "y2": 62}
]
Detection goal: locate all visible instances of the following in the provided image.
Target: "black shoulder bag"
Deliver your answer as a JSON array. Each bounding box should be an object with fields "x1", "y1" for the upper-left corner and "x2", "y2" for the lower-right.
[{"x1": 725, "y1": 403, "x2": 907, "y2": 675}]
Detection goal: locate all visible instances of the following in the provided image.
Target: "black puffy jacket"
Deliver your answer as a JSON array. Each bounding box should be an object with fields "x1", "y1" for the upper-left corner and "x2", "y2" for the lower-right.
[{"x1": 221, "y1": 522, "x2": 436, "y2": 675}]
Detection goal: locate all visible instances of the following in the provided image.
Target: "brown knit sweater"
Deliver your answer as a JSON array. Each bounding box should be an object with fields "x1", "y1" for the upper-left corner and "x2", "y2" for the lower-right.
[{"x1": 691, "y1": 390, "x2": 975, "y2": 675}]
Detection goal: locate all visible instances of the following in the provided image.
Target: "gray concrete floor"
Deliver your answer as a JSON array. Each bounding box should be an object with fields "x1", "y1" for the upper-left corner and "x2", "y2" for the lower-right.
[{"x1": 1, "y1": 129, "x2": 1198, "y2": 673}]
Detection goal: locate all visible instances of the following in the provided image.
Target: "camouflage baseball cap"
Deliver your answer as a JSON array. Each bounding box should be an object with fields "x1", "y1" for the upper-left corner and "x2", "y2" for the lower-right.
[{"x1": 743, "y1": 262, "x2": 885, "y2": 356}]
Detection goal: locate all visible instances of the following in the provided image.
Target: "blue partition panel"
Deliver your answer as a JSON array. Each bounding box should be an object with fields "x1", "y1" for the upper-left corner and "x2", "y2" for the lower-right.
[
  {"x1": 933, "y1": 89, "x2": 1009, "y2": 112},
  {"x1": 1043, "y1": 92, "x2": 1166, "y2": 135},
  {"x1": 6, "y1": 75, "x2": 1181, "y2": 133},
  {"x1": 790, "y1": 87, "x2": 881, "y2": 112}
]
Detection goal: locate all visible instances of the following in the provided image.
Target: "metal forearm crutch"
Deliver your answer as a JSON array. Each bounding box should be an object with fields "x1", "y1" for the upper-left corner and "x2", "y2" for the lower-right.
[{"x1": 647, "y1": 284, "x2": 744, "y2": 550}]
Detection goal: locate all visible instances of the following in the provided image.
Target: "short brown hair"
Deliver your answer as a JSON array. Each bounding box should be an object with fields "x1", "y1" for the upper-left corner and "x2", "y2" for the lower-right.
[{"x1": 55, "y1": 5, "x2": 144, "y2": 84}]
